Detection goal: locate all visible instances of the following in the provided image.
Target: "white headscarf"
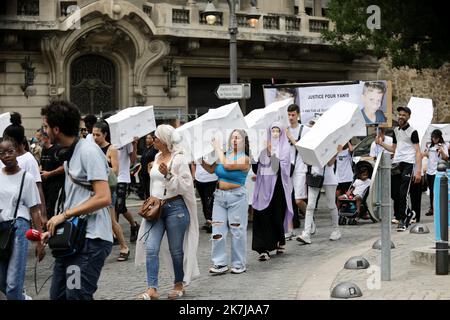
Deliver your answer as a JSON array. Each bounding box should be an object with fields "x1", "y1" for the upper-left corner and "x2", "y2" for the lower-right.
[{"x1": 155, "y1": 124, "x2": 183, "y2": 154}]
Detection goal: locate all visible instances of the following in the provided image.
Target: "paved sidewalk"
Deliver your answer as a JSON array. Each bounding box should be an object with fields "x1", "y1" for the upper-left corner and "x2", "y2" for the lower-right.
[{"x1": 296, "y1": 215, "x2": 450, "y2": 300}]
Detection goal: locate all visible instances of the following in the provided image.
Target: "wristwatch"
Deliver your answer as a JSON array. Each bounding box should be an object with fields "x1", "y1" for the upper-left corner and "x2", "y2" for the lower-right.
[{"x1": 165, "y1": 172, "x2": 173, "y2": 180}]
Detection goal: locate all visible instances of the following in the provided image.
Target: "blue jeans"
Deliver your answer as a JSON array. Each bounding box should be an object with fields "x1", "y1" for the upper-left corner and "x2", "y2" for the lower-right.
[
  {"x1": 211, "y1": 186, "x2": 248, "y2": 269},
  {"x1": 144, "y1": 197, "x2": 190, "y2": 289},
  {"x1": 50, "y1": 238, "x2": 112, "y2": 300},
  {"x1": 0, "y1": 218, "x2": 30, "y2": 300}
]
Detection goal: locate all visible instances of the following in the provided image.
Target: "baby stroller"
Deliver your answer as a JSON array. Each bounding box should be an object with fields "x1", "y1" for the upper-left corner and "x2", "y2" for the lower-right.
[{"x1": 338, "y1": 161, "x2": 376, "y2": 225}]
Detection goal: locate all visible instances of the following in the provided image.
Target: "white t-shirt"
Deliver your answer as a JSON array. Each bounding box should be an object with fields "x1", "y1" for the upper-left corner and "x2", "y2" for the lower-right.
[
  {"x1": 195, "y1": 164, "x2": 218, "y2": 183},
  {"x1": 426, "y1": 143, "x2": 449, "y2": 175},
  {"x1": 117, "y1": 143, "x2": 133, "y2": 183},
  {"x1": 0, "y1": 152, "x2": 41, "y2": 183},
  {"x1": 311, "y1": 163, "x2": 338, "y2": 186},
  {"x1": 85, "y1": 134, "x2": 95, "y2": 144},
  {"x1": 352, "y1": 178, "x2": 371, "y2": 197},
  {"x1": 288, "y1": 124, "x2": 310, "y2": 173},
  {"x1": 370, "y1": 136, "x2": 393, "y2": 158},
  {"x1": 0, "y1": 169, "x2": 40, "y2": 222},
  {"x1": 149, "y1": 161, "x2": 178, "y2": 200},
  {"x1": 336, "y1": 149, "x2": 353, "y2": 183}
]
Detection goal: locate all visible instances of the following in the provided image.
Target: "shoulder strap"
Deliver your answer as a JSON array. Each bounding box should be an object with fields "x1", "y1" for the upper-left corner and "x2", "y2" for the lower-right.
[
  {"x1": 12, "y1": 172, "x2": 27, "y2": 221},
  {"x1": 66, "y1": 139, "x2": 94, "y2": 192},
  {"x1": 293, "y1": 125, "x2": 304, "y2": 166}
]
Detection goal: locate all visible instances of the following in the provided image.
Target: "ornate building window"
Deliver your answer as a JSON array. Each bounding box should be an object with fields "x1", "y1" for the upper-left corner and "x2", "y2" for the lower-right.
[{"x1": 17, "y1": 0, "x2": 39, "y2": 16}]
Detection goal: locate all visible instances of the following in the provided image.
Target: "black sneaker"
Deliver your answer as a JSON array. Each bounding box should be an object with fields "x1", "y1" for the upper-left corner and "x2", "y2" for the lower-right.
[
  {"x1": 397, "y1": 222, "x2": 407, "y2": 232},
  {"x1": 130, "y1": 222, "x2": 140, "y2": 243}
]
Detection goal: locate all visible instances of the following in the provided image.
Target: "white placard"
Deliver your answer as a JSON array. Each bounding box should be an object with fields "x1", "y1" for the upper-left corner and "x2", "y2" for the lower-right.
[
  {"x1": 176, "y1": 102, "x2": 248, "y2": 162},
  {"x1": 0, "y1": 113, "x2": 11, "y2": 138},
  {"x1": 105, "y1": 106, "x2": 156, "y2": 148},
  {"x1": 297, "y1": 101, "x2": 366, "y2": 168},
  {"x1": 406, "y1": 97, "x2": 434, "y2": 150}
]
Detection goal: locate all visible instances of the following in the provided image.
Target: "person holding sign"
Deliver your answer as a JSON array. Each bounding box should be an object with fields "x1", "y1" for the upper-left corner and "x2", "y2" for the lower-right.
[
  {"x1": 360, "y1": 81, "x2": 387, "y2": 124},
  {"x1": 252, "y1": 123, "x2": 293, "y2": 261},
  {"x1": 202, "y1": 130, "x2": 250, "y2": 275}
]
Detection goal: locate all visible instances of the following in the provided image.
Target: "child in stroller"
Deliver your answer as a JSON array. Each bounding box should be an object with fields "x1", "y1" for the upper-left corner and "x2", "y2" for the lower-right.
[{"x1": 338, "y1": 161, "x2": 375, "y2": 225}]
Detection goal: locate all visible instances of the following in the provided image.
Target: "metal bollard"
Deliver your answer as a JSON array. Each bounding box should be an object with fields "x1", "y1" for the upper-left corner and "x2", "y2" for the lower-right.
[
  {"x1": 380, "y1": 152, "x2": 391, "y2": 281},
  {"x1": 436, "y1": 161, "x2": 448, "y2": 275}
]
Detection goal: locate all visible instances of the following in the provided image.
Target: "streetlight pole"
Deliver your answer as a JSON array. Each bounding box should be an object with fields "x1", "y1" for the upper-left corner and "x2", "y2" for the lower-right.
[{"x1": 227, "y1": 0, "x2": 238, "y2": 84}]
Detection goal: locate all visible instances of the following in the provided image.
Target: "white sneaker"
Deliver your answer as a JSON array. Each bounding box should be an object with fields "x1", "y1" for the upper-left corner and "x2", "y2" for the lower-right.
[
  {"x1": 209, "y1": 265, "x2": 229, "y2": 274},
  {"x1": 329, "y1": 229, "x2": 342, "y2": 241},
  {"x1": 285, "y1": 231, "x2": 296, "y2": 241},
  {"x1": 296, "y1": 232, "x2": 311, "y2": 244},
  {"x1": 311, "y1": 221, "x2": 317, "y2": 235},
  {"x1": 23, "y1": 289, "x2": 32, "y2": 300},
  {"x1": 230, "y1": 266, "x2": 247, "y2": 274}
]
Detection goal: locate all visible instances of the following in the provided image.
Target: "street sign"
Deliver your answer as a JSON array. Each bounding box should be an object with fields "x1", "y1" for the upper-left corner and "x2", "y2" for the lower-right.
[{"x1": 215, "y1": 83, "x2": 251, "y2": 100}]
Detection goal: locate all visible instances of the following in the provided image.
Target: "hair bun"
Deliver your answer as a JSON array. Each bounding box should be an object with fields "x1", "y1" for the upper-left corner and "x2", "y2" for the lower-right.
[
  {"x1": 10, "y1": 112, "x2": 22, "y2": 126},
  {"x1": 171, "y1": 131, "x2": 182, "y2": 144}
]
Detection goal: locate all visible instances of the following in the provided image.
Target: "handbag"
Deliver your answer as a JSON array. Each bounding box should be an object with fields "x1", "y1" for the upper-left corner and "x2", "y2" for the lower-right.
[
  {"x1": 306, "y1": 165, "x2": 326, "y2": 189},
  {"x1": 48, "y1": 216, "x2": 87, "y2": 258},
  {"x1": 108, "y1": 169, "x2": 118, "y2": 191},
  {"x1": 0, "y1": 172, "x2": 26, "y2": 261},
  {"x1": 138, "y1": 196, "x2": 166, "y2": 221},
  {"x1": 391, "y1": 163, "x2": 401, "y2": 176},
  {"x1": 48, "y1": 150, "x2": 89, "y2": 258}
]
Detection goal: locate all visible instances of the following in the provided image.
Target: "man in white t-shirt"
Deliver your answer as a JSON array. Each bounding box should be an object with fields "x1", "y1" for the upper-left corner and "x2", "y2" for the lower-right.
[
  {"x1": 285, "y1": 104, "x2": 311, "y2": 233},
  {"x1": 369, "y1": 127, "x2": 393, "y2": 158},
  {"x1": 116, "y1": 140, "x2": 140, "y2": 243}
]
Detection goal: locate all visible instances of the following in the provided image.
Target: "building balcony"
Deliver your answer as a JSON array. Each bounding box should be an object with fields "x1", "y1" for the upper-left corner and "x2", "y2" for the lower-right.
[
  {"x1": 0, "y1": 0, "x2": 333, "y2": 44},
  {"x1": 147, "y1": 2, "x2": 333, "y2": 45}
]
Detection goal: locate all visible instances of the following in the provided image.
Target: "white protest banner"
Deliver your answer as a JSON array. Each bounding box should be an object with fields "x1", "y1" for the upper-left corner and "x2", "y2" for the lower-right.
[
  {"x1": 263, "y1": 81, "x2": 392, "y2": 134},
  {"x1": 245, "y1": 98, "x2": 292, "y2": 161},
  {"x1": 406, "y1": 97, "x2": 434, "y2": 151},
  {"x1": 297, "y1": 101, "x2": 366, "y2": 168},
  {"x1": 176, "y1": 102, "x2": 248, "y2": 163},
  {"x1": 0, "y1": 112, "x2": 11, "y2": 138},
  {"x1": 106, "y1": 106, "x2": 156, "y2": 148}
]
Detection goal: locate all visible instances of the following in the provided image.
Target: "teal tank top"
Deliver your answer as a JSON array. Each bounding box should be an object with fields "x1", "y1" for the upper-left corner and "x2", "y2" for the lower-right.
[{"x1": 215, "y1": 151, "x2": 248, "y2": 186}]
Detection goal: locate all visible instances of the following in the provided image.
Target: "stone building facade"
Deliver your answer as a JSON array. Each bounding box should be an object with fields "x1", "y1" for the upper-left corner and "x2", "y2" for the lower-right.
[
  {"x1": 0, "y1": 0, "x2": 382, "y2": 135},
  {"x1": 378, "y1": 59, "x2": 450, "y2": 123}
]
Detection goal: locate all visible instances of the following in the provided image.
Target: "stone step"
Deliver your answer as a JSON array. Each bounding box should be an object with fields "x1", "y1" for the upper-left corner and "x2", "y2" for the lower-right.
[{"x1": 410, "y1": 246, "x2": 450, "y2": 268}]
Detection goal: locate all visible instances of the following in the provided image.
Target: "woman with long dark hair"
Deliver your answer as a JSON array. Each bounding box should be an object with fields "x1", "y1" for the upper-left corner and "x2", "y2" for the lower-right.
[
  {"x1": 202, "y1": 129, "x2": 251, "y2": 275},
  {"x1": 423, "y1": 129, "x2": 448, "y2": 216},
  {"x1": 93, "y1": 121, "x2": 130, "y2": 261}
]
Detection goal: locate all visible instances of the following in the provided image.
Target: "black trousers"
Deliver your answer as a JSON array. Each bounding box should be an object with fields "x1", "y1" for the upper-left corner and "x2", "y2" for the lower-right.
[
  {"x1": 426, "y1": 174, "x2": 436, "y2": 212},
  {"x1": 409, "y1": 179, "x2": 422, "y2": 223},
  {"x1": 195, "y1": 180, "x2": 217, "y2": 221},
  {"x1": 391, "y1": 162, "x2": 414, "y2": 221}
]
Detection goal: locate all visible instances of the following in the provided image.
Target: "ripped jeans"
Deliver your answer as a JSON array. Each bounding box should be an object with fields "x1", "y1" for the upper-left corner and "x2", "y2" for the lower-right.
[{"x1": 211, "y1": 186, "x2": 248, "y2": 269}]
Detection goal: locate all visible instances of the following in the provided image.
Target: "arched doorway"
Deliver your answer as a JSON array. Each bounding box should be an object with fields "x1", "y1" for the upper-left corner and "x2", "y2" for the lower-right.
[{"x1": 70, "y1": 55, "x2": 116, "y2": 115}]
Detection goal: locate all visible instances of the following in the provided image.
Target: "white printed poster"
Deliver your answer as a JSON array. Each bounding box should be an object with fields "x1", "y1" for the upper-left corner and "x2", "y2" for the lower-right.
[{"x1": 263, "y1": 81, "x2": 392, "y2": 136}]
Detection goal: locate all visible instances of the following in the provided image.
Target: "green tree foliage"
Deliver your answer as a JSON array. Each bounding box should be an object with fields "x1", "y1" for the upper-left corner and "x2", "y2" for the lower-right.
[{"x1": 322, "y1": 0, "x2": 449, "y2": 69}]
